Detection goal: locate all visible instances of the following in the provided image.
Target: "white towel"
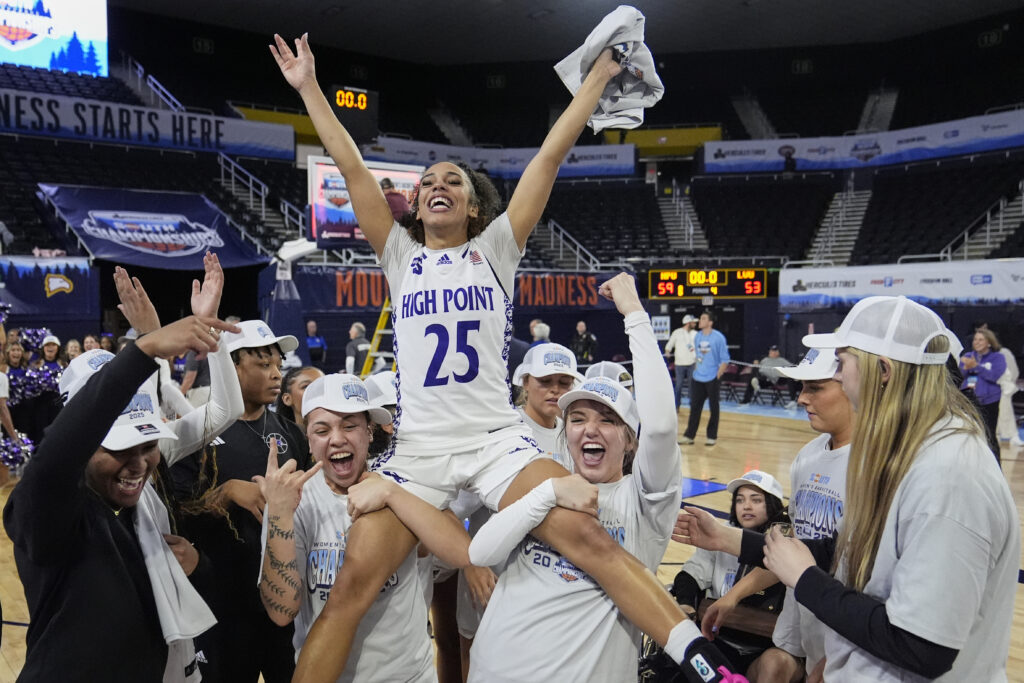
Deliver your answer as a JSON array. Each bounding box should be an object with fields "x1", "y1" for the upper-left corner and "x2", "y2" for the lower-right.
[
  {"x1": 554, "y1": 5, "x2": 664, "y2": 132},
  {"x1": 135, "y1": 484, "x2": 217, "y2": 683}
]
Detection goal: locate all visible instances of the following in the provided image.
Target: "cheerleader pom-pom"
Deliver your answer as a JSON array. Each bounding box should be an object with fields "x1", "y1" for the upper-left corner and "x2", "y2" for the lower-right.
[
  {"x1": 33, "y1": 364, "x2": 62, "y2": 394},
  {"x1": 19, "y1": 328, "x2": 50, "y2": 353},
  {"x1": 0, "y1": 433, "x2": 34, "y2": 476},
  {"x1": 0, "y1": 302, "x2": 12, "y2": 328},
  {"x1": 21, "y1": 367, "x2": 45, "y2": 400}
]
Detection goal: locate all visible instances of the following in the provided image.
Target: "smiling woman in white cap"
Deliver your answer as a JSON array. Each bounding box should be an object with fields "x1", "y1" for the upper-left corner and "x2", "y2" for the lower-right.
[
  {"x1": 668, "y1": 470, "x2": 788, "y2": 674},
  {"x1": 3, "y1": 314, "x2": 234, "y2": 682},
  {"x1": 513, "y1": 342, "x2": 584, "y2": 470},
  {"x1": 676, "y1": 295, "x2": 1019, "y2": 682},
  {"x1": 465, "y1": 274, "x2": 747, "y2": 682},
  {"x1": 256, "y1": 372, "x2": 470, "y2": 683}
]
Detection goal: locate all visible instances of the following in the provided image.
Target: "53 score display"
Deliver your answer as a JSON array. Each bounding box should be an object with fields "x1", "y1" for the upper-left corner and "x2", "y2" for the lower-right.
[{"x1": 648, "y1": 269, "x2": 768, "y2": 299}]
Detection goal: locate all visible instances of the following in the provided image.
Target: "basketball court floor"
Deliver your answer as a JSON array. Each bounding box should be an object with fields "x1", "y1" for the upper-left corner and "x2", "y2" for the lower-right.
[{"x1": 1, "y1": 400, "x2": 1022, "y2": 679}]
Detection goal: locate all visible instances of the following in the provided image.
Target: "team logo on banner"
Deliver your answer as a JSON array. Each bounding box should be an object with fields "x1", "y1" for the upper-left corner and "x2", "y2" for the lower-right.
[
  {"x1": 81, "y1": 211, "x2": 224, "y2": 257},
  {"x1": 0, "y1": 2, "x2": 54, "y2": 51},
  {"x1": 44, "y1": 273, "x2": 73, "y2": 297}
]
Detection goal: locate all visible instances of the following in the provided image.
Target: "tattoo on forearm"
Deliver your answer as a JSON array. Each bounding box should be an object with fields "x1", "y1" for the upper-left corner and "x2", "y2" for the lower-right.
[{"x1": 268, "y1": 515, "x2": 295, "y2": 541}]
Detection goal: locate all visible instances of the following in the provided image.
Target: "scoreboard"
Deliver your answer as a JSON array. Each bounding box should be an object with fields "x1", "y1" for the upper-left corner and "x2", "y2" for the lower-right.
[{"x1": 648, "y1": 268, "x2": 768, "y2": 300}]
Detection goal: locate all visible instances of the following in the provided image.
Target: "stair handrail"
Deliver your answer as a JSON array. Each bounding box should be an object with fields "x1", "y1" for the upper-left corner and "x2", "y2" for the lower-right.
[
  {"x1": 222, "y1": 213, "x2": 272, "y2": 258},
  {"x1": 218, "y1": 153, "x2": 268, "y2": 220},
  {"x1": 144, "y1": 74, "x2": 185, "y2": 112},
  {"x1": 545, "y1": 219, "x2": 601, "y2": 271},
  {"x1": 280, "y1": 198, "x2": 307, "y2": 237},
  {"x1": 939, "y1": 178, "x2": 1023, "y2": 260}
]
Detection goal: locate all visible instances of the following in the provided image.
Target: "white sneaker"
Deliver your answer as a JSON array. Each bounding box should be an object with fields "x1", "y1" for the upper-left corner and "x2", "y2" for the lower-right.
[
  {"x1": 1012, "y1": 434, "x2": 1024, "y2": 448},
  {"x1": 705, "y1": 439, "x2": 717, "y2": 447},
  {"x1": 678, "y1": 436, "x2": 694, "y2": 445}
]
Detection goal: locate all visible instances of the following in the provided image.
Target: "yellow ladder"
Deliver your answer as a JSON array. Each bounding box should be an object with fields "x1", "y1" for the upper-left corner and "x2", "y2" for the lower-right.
[{"x1": 360, "y1": 296, "x2": 395, "y2": 378}]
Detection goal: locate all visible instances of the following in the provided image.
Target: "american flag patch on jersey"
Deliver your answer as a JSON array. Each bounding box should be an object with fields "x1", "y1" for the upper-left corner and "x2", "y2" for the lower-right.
[{"x1": 469, "y1": 250, "x2": 483, "y2": 265}]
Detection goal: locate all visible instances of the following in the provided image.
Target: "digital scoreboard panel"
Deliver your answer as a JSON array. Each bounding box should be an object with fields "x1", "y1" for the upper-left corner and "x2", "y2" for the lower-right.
[
  {"x1": 328, "y1": 85, "x2": 379, "y2": 145},
  {"x1": 648, "y1": 268, "x2": 768, "y2": 300}
]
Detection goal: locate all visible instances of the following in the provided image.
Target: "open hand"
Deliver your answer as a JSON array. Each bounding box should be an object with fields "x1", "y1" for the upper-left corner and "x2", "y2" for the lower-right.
[
  {"x1": 114, "y1": 266, "x2": 160, "y2": 335},
  {"x1": 672, "y1": 506, "x2": 734, "y2": 552},
  {"x1": 270, "y1": 33, "x2": 317, "y2": 93},
  {"x1": 191, "y1": 251, "x2": 224, "y2": 319}
]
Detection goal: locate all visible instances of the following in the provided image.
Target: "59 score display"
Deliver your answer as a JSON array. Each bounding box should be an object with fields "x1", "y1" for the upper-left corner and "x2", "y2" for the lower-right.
[{"x1": 648, "y1": 268, "x2": 768, "y2": 299}]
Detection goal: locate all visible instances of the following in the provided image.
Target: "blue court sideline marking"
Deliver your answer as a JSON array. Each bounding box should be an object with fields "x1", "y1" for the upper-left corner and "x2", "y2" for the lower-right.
[
  {"x1": 2, "y1": 620, "x2": 29, "y2": 627},
  {"x1": 680, "y1": 477, "x2": 727, "y2": 499}
]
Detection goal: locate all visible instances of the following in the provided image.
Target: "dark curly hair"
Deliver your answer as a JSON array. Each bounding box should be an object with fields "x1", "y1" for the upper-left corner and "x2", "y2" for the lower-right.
[
  {"x1": 398, "y1": 162, "x2": 503, "y2": 245},
  {"x1": 728, "y1": 484, "x2": 788, "y2": 532}
]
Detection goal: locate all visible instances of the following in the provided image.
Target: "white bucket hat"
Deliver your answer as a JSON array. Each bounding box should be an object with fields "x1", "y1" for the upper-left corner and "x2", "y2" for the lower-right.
[
  {"x1": 779, "y1": 348, "x2": 839, "y2": 381},
  {"x1": 557, "y1": 376, "x2": 639, "y2": 432},
  {"x1": 726, "y1": 469, "x2": 784, "y2": 501},
  {"x1": 60, "y1": 349, "x2": 177, "y2": 450},
  {"x1": 513, "y1": 343, "x2": 583, "y2": 386},
  {"x1": 301, "y1": 373, "x2": 393, "y2": 425},
  {"x1": 223, "y1": 320, "x2": 298, "y2": 354},
  {"x1": 802, "y1": 296, "x2": 961, "y2": 366}
]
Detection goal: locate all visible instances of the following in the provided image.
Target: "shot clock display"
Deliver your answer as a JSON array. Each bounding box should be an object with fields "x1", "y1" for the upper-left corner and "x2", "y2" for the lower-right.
[
  {"x1": 648, "y1": 268, "x2": 768, "y2": 300},
  {"x1": 329, "y1": 85, "x2": 379, "y2": 144}
]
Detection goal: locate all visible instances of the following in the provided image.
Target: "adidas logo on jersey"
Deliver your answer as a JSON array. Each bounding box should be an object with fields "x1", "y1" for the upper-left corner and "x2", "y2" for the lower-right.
[{"x1": 436, "y1": 253, "x2": 453, "y2": 266}]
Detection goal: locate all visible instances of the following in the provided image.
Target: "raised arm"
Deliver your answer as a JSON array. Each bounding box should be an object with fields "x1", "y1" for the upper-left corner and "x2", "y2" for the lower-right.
[
  {"x1": 254, "y1": 440, "x2": 323, "y2": 626},
  {"x1": 505, "y1": 50, "x2": 622, "y2": 248},
  {"x1": 271, "y1": 33, "x2": 393, "y2": 255},
  {"x1": 598, "y1": 274, "x2": 679, "y2": 492}
]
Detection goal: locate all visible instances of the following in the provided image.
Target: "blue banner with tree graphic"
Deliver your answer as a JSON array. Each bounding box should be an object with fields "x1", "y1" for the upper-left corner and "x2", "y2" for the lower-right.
[{"x1": 0, "y1": 0, "x2": 108, "y2": 76}]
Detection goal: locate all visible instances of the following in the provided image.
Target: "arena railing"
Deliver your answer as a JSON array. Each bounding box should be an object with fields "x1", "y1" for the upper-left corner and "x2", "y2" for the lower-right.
[
  {"x1": 544, "y1": 218, "x2": 601, "y2": 271},
  {"x1": 218, "y1": 153, "x2": 268, "y2": 221},
  {"x1": 280, "y1": 198, "x2": 306, "y2": 237},
  {"x1": 938, "y1": 177, "x2": 1024, "y2": 260}
]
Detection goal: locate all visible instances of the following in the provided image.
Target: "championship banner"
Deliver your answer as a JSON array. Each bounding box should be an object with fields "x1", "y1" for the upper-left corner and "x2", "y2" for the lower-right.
[
  {"x1": 40, "y1": 184, "x2": 270, "y2": 270},
  {"x1": 294, "y1": 266, "x2": 619, "y2": 314},
  {"x1": 362, "y1": 137, "x2": 635, "y2": 179},
  {"x1": 0, "y1": 88, "x2": 294, "y2": 160},
  {"x1": 0, "y1": 255, "x2": 98, "y2": 319},
  {"x1": 704, "y1": 110, "x2": 1024, "y2": 173},
  {"x1": 779, "y1": 259, "x2": 1024, "y2": 311}
]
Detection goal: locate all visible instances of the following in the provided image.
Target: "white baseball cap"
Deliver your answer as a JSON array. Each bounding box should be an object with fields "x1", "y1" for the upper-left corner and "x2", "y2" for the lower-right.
[
  {"x1": 727, "y1": 469, "x2": 784, "y2": 501},
  {"x1": 301, "y1": 373, "x2": 393, "y2": 425},
  {"x1": 59, "y1": 349, "x2": 177, "y2": 450},
  {"x1": 682, "y1": 314, "x2": 698, "y2": 325},
  {"x1": 42, "y1": 334, "x2": 60, "y2": 347},
  {"x1": 802, "y1": 296, "x2": 961, "y2": 366},
  {"x1": 779, "y1": 348, "x2": 839, "y2": 381},
  {"x1": 585, "y1": 360, "x2": 633, "y2": 388},
  {"x1": 364, "y1": 371, "x2": 398, "y2": 408},
  {"x1": 557, "y1": 376, "x2": 639, "y2": 432},
  {"x1": 223, "y1": 320, "x2": 298, "y2": 355},
  {"x1": 512, "y1": 343, "x2": 583, "y2": 386}
]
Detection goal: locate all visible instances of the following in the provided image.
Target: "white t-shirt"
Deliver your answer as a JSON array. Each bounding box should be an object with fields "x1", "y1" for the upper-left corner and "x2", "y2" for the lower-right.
[
  {"x1": 260, "y1": 475, "x2": 435, "y2": 683},
  {"x1": 516, "y1": 407, "x2": 571, "y2": 471},
  {"x1": 379, "y1": 215, "x2": 524, "y2": 455},
  {"x1": 468, "y1": 313, "x2": 681, "y2": 683},
  {"x1": 823, "y1": 419, "x2": 1019, "y2": 682},
  {"x1": 0, "y1": 371, "x2": 8, "y2": 400},
  {"x1": 772, "y1": 434, "x2": 849, "y2": 669},
  {"x1": 664, "y1": 327, "x2": 697, "y2": 366}
]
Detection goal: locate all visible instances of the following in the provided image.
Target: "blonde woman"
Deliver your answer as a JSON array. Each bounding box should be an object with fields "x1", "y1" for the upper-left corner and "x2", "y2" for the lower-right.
[{"x1": 676, "y1": 296, "x2": 1018, "y2": 681}]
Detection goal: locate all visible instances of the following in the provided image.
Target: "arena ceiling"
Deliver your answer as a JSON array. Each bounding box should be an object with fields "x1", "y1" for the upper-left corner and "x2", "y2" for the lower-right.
[{"x1": 111, "y1": 0, "x2": 1022, "y2": 65}]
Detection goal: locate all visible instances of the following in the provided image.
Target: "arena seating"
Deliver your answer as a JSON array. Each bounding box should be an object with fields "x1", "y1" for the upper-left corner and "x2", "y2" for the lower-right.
[
  {"x1": 543, "y1": 180, "x2": 666, "y2": 262},
  {"x1": 757, "y1": 85, "x2": 866, "y2": 137},
  {"x1": 0, "y1": 63, "x2": 143, "y2": 106},
  {"x1": 0, "y1": 135, "x2": 284, "y2": 253},
  {"x1": 851, "y1": 156, "x2": 1024, "y2": 264},
  {"x1": 689, "y1": 174, "x2": 835, "y2": 260}
]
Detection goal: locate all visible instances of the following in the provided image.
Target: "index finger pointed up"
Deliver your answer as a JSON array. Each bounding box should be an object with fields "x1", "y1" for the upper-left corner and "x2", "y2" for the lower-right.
[{"x1": 265, "y1": 438, "x2": 279, "y2": 475}]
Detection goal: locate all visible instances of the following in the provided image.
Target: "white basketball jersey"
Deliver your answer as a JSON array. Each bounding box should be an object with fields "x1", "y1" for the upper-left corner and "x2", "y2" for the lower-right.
[{"x1": 379, "y1": 215, "x2": 523, "y2": 455}]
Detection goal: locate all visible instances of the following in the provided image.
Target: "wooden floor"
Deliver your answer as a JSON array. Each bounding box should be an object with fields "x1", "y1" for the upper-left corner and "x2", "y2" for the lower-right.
[{"x1": 1, "y1": 407, "x2": 1023, "y2": 680}]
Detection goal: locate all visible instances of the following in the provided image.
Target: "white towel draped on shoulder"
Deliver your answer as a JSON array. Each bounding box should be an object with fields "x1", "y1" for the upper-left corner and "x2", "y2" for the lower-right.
[{"x1": 554, "y1": 5, "x2": 664, "y2": 132}]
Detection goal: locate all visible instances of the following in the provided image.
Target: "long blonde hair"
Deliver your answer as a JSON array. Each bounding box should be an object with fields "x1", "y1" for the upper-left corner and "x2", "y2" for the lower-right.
[{"x1": 836, "y1": 337, "x2": 984, "y2": 590}]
